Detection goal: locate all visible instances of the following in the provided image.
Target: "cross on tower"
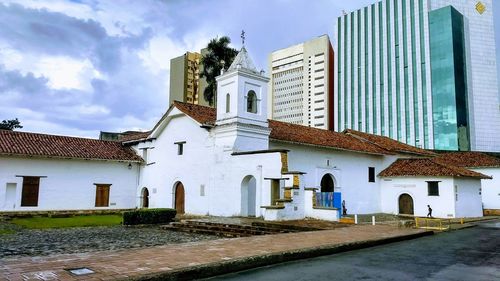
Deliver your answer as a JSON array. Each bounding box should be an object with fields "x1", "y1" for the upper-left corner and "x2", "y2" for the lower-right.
[{"x1": 241, "y1": 30, "x2": 245, "y2": 46}]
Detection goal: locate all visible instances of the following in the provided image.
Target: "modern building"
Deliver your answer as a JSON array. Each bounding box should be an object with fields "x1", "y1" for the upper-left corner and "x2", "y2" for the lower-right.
[
  {"x1": 334, "y1": 0, "x2": 500, "y2": 152},
  {"x1": 268, "y1": 35, "x2": 334, "y2": 130},
  {"x1": 169, "y1": 51, "x2": 209, "y2": 106}
]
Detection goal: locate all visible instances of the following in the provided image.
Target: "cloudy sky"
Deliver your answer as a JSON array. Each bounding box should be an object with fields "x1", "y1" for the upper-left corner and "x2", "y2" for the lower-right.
[{"x1": 1, "y1": 0, "x2": 499, "y2": 138}]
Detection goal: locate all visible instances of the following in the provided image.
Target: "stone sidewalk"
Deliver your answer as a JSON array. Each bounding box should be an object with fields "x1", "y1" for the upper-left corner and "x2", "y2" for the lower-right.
[{"x1": 0, "y1": 225, "x2": 432, "y2": 281}]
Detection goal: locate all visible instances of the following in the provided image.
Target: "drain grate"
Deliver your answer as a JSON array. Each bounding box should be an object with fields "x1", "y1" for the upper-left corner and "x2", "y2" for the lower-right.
[{"x1": 66, "y1": 267, "x2": 95, "y2": 276}]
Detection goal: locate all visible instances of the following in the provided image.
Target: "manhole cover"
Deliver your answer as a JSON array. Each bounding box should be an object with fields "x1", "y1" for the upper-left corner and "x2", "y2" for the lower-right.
[{"x1": 66, "y1": 267, "x2": 95, "y2": 276}]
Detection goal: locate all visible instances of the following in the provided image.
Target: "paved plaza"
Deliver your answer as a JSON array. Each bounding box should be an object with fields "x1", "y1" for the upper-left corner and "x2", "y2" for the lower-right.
[
  {"x1": 208, "y1": 221, "x2": 500, "y2": 281},
  {"x1": 0, "y1": 224, "x2": 216, "y2": 258},
  {"x1": 0, "y1": 225, "x2": 429, "y2": 281}
]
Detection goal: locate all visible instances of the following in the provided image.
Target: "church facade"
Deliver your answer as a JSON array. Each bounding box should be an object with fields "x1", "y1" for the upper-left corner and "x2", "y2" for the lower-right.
[{"x1": 0, "y1": 47, "x2": 493, "y2": 219}]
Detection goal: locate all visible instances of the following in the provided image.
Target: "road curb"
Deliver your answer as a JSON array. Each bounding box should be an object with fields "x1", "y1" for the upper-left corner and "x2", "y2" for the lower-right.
[{"x1": 125, "y1": 230, "x2": 433, "y2": 281}]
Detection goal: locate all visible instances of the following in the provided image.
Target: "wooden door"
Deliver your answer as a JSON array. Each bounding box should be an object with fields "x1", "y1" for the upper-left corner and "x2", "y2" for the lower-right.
[
  {"x1": 95, "y1": 184, "x2": 110, "y2": 207},
  {"x1": 175, "y1": 183, "x2": 185, "y2": 214},
  {"x1": 399, "y1": 194, "x2": 414, "y2": 215},
  {"x1": 21, "y1": 177, "x2": 40, "y2": 207}
]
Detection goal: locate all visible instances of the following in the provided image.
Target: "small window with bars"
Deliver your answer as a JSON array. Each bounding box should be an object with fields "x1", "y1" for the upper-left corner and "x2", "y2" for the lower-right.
[
  {"x1": 427, "y1": 181, "x2": 440, "y2": 196},
  {"x1": 175, "y1": 141, "x2": 186, "y2": 155},
  {"x1": 368, "y1": 167, "x2": 375, "y2": 183}
]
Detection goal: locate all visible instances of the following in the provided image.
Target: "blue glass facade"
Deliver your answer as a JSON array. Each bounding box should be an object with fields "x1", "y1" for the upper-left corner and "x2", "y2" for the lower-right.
[{"x1": 429, "y1": 6, "x2": 469, "y2": 151}]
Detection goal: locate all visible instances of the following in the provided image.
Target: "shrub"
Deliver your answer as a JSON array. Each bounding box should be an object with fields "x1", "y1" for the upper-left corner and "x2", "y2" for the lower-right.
[{"x1": 123, "y1": 208, "x2": 177, "y2": 225}]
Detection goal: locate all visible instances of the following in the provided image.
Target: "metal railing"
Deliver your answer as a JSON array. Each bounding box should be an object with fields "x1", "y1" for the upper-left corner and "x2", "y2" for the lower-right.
[
  {"x1": 314, "y1": 192, "x2": 335, "y2": 209},
  {"x1": 415, "y1": 217, "x2": 450, "y2": 231}
]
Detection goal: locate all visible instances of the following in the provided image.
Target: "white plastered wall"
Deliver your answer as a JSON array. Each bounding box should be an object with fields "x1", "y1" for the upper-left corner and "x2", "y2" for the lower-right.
[
  {"x1": 0, "y1": 157, "x2": 139, "y2": 211},
  {"x1": 270, "y1": 141, "x2": 388, "y2": 214},
  {"x1": 380, "y1": 176, "x2": 483, "y2": 218},
  {"x1": 137, "y1": 113, "x2": 283, "y2": 217},
  {"x1": 470, "y1": 167, "x2": 500, "y2": 210},
  {"x1": 454, "y1": 177, "x2": 483, "y2": 218}
]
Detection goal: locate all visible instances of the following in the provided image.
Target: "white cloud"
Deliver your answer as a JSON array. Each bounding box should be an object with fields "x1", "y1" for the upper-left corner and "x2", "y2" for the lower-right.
[
  {"x1": 138, "y1": 35, "x2": 184, "y2": 75},
  {"x1": 35, "y1": 56, "x2": 101, "y2": 90},
  {"x1": 22, "y1": 118, "x2": 100, "y2": 138},
  {"x1": 0, "y1": 45, "x2": 24, "y2": 69},
  {"x1": 0, "y1": 0, "x2": 151, "y2": 36},
  {"x1": 0, "y1": 47, "x2": 100, "y2": 91}
]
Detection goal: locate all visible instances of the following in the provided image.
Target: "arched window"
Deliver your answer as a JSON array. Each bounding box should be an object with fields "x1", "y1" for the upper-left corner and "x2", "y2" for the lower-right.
[
  {"x1": 226, "y1": 93, "x2": 230, "y2": 113},
  {"x1": 247, "y1": 90, "x2": 257, "y2": 113}
]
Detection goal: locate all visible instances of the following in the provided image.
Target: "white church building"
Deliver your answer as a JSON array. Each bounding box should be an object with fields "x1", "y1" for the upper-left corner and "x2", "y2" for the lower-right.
[{"x1": 0, "y1": 47, "x2": 494, "y2": 219}]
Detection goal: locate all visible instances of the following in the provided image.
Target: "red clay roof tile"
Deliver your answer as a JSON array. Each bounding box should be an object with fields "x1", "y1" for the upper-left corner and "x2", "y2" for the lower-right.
[
  {"x1": 174, "y1": 101, "x2": 217, "y2": 126},
  {"x1": 433, "y1": 152, "x2": 500, "y2": 168},
  {"x1": 119, "y1": 131, "x2": 151, "y2": 142},
  {"x1": 0, "y1": 130, "x2": 143, "y2": 162},
  {"x1": 343, "y1": 129, "x2": 436, "y2": 156},
  {"x1": 268, "y1": 120, "x2": 391, "y2": 155},
  {"x1": 378, "y1": 158, "x2": 491, "y2": 179}
]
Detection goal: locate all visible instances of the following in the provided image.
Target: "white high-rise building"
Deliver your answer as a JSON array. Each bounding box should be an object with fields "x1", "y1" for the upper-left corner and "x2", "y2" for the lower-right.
[
  {"x1": 269, "y1": 35, "x2": 334, "y2": 130},
  {"x1": 335, "y1": 0, "x2": 500, "y2": 152}
]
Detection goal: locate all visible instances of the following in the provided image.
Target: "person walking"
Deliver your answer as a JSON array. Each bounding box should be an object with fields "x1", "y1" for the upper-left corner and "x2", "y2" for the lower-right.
[
  {"x1": 342, "y1": 200, "x2": 347, "y2": 216},
  {"x1": 427, "y1": 205, "x2": 433, "y2": 218}
]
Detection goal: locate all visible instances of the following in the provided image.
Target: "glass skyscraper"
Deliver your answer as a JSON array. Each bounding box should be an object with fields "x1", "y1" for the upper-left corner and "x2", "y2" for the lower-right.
[{"x1": 334, "y1": 0, "x2": 500, "y2": 152}]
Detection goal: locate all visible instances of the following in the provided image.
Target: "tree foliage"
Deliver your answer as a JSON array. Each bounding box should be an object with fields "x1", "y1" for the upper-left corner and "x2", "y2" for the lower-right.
[
  {"x1": 0, "y1": 118, "x2": 23, "y2": 130},
  {"x1": 200, "y1": 36, "x2": 238, "y2": 106}
]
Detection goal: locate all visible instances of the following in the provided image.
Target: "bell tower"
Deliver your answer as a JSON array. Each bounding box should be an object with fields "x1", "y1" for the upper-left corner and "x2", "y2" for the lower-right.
[{"x1": 214, "y1": 45, "x2": 271, "y2": 152}]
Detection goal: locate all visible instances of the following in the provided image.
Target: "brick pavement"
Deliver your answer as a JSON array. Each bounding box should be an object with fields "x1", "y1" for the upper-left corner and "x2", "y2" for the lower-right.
[{"x1": 0, "y1": 225, "x2": 430, "y2": 281}]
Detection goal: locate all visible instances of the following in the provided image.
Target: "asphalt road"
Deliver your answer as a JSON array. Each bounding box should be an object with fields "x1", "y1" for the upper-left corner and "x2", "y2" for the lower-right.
[{"x1": 203, "y1": 221, "x2": 500, "y2": 281}]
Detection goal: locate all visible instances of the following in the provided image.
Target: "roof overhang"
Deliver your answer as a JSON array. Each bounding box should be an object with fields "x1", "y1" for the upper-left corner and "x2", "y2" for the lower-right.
[
  {"x1": 270, "y1": 139, "x2": 390, "y2": 156},
  {"x1": 0, "y1": 153, "x2": 144, "y2": 163}
]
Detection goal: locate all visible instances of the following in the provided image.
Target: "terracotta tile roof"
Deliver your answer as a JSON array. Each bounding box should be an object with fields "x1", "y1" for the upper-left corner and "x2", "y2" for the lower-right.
[
  {"x1": 433, "y1": 152, "x2": 500, "y2": 168},
  {"x1": 172, "y1": 101, "x2": 391, "y2": 155},
  {"x1": 343, "y1": 129, "x2": 436, "y2": 156},
  {"x1": 268, "y1": 120, "x2": 392, "y2": 155},
  {"x1": 0, "y1": 130, "x2": 143, "y2": 162},
  {"x1": 174, "y1": 101, "x2": 216, "y2": 126},
  {"x1": 378, "y1": 158, "x2": 491, "y2": 179},
  {"x1": 119, "y1": 131, "x2": 151, "y2": 142}
]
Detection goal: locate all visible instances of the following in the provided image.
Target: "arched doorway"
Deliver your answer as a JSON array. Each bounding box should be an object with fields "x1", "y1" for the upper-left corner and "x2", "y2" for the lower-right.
[
  {"x1": 241, "y1": 176, "x2": 257, "y2": 217},
  {"x1": 320, "y1": 174, "x2": 334, "y2": 192},
  {"x1": 398, "y1": 194, "x2": 414, "y2": 215},
  {"x1": 141, "y1": 187, "x2": 149, "y2": 208},
  {"x1": 174, "y1": 182, "x2": 185, "y2": 214}
]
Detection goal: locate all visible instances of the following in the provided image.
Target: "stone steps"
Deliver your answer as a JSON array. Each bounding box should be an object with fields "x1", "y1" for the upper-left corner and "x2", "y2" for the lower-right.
[
  {"x1": 184, "y1": 220, "x2": 289, "y2": 233},
  {"x1": 161, "y1": 224, "x2": 250, "y2": 238},
  {"x1": 178, "y1": 222, "x2": 275, "y2": 235},
  {"x1": 161, "y1": 220, "x2": 301, "y2": 238},
  {"x1": 251, "y1": 221, "x2": 321, "y2": 232}
]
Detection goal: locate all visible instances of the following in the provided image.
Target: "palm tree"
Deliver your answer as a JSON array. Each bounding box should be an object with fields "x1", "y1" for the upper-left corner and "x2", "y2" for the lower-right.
[{"x1": 200, "y1": 36, "x2": 238, "y2": 106}]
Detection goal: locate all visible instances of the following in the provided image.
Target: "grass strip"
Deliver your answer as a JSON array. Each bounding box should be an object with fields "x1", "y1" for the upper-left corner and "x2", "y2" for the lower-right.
[{"x1": 11, "y1": 215, "x2": 123, "y2": 229}]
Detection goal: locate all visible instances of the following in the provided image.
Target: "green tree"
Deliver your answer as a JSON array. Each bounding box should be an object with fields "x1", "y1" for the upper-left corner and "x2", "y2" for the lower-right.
[
  {"x1": 200, "y1": 36, "x2": 238, "y2": 106},
  {"x1": 0, "y1": 118, "x2": 23, "y2": 130}
]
